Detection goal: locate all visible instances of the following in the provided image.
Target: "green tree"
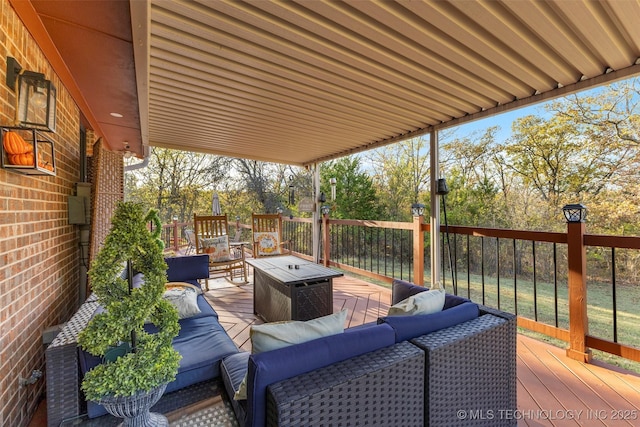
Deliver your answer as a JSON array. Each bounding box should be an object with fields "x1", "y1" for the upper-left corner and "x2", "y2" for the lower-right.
[
  {"x1": 320, "y1": 156, "x2": 382, "y2": 219},
  {"x1": 368, "y1": 136, "x2": 430, "y2": 221}
]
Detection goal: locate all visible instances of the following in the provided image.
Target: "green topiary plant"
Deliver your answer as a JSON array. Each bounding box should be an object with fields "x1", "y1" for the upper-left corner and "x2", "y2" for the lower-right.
[{"x1": 78, "y1": 201, "x2": 181, "y2": 401}]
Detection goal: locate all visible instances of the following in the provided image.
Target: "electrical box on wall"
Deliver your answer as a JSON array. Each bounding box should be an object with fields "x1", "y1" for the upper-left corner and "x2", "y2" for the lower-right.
[
  {"x1": 67, "y1": 196, "x2": 86, "y2": 224},
  {"x1": 68, "y1": 182, "x2": 91, "y2": 225}
]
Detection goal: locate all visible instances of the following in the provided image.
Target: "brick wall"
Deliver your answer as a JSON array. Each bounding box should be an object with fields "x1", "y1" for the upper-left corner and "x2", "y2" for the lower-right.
[{"x1": 0, "y1": 2, "x2": 122, "y2": 426}]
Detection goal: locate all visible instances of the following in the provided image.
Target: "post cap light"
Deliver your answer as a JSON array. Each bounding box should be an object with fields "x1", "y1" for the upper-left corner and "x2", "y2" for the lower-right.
[
  {"x1": 321, "y1": 205, "x2": 331, "y2": 215},
  {"x1": 411, "y1": 203, "x2": 425, "y2": 217},
  {"x1": 562, "y1": 203, "x2": 587, "y2": 223}
]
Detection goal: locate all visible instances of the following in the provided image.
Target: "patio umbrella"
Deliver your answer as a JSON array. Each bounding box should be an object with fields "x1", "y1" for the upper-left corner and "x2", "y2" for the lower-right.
[{"x1": 212, "y1": 192, "x2": 221, "y2": 215}]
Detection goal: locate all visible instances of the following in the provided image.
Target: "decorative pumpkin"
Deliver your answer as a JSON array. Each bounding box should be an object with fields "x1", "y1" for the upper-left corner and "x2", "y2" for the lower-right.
[
  {"x1": 3, "y1": 131, "x2": 33, "y2": 154},
  {"x1": 38, "y1": 160, "x2": 54, "y2": 171},
  {"x1": 9, "y1": 152, "x2": 35, "y2": 166}
]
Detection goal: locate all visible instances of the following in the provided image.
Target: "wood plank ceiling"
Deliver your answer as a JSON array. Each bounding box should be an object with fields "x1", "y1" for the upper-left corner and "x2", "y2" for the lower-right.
[{"x1": 26, "y1": 1, "x2": 640, "y2": 166}]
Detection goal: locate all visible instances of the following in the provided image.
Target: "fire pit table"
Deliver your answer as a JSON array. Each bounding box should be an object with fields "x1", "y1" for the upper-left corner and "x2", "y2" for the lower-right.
[{"x1": 246, "y1": 255, "x2": 343, "y2": 322}]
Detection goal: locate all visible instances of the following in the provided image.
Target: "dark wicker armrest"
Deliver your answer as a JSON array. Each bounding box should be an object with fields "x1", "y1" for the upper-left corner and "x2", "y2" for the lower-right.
[
  {"x1": 266, "y1": 341, "x2": 425, "y2": 427},
  {"x1": 45, "y1": 298, "x2": 98, "y2": 427},
  {"x1": 410, "y1": 312, "x2": 517, "y2": 426}
]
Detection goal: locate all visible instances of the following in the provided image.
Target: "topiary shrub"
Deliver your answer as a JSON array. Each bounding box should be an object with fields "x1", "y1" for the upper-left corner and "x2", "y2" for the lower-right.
[{"x1": 78, "y1": 201, "x2": 181, "y2": 401}]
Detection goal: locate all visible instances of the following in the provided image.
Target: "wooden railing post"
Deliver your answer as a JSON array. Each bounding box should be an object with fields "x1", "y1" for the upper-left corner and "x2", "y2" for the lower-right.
[
  {"x1": 172, "y1": 218, "x2": 179, "y2": 252},
  {"x1": 566, "y1": 219, "x2": 592, "y2": 362},
  {"x1": 322, "y1": 212, "x2": 330, "y2": 267},
  {"x1": 413, "y1": 214, "x2": 424, "y2": 285}
]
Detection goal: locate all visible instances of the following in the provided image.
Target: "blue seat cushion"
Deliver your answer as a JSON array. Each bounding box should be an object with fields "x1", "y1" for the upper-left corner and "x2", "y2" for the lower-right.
[{"x1": 378, "y1": 301, "x2": 479, "y2": 342}]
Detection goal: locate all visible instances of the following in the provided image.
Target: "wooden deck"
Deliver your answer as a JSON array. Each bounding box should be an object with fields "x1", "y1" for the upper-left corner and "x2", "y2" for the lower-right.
[{"x1": 206, "y1": 273, "x2": 640, "y2": 427}]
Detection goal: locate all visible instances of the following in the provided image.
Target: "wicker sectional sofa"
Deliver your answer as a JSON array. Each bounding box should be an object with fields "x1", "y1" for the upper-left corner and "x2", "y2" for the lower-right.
[
  {"x1": 46, "y1": 262, "x2": 516, "y2": 427},
  {"x1": 221, "y1": 279, "x2": 517, "y2": 427},
  {"x1": 45, "y1": 254, "x2": 239, "y2": 426}
]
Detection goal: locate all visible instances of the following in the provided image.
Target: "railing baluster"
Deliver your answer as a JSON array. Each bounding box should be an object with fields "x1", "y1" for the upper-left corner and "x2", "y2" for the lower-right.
[
  {"x1": 532, "y1": 240, "x2": 538, "y2": 322},
  {"x1": 513, "y1": 239, "x2": 518, "y2": 315},
  {"x1": 481, "y1": 236, "x2": 485, "y2": 305},
  {"x1": 466, "y1": 235, "x2": 471, "y2": 299},
  {"x1": 553, "y1": 243, "x2": 558, "y2": 328},
  {"x1": 612, "y1": 247, "x2": 618, "y2": 343},
  {"x1": 497, "y1": 237, "x2": 501, "y2": 310}
]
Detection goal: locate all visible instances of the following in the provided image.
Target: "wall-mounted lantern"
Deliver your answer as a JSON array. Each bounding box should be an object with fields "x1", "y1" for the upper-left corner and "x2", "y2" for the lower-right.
[
  {"x1": 7, "y1": 57, "x2": 56, "y2": 132},
  {"x1": 562, "y1": 203, "x2": 587, "y2": 223},
  {"x1": 411, "y1": 203, "x2": 425, "y2": 217}
]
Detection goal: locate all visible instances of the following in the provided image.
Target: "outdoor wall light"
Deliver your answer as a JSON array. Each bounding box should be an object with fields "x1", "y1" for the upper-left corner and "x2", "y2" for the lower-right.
[
  {"x1": 411, "y1": 203, "x2": 425, "y2": 217},
  {"x1": 321, "y1": 205, "x2": 331, "y2": 215},
  {"x1": 7, "y1": 57, "x2": 57, "y2": 132},
  {"x1": 562, "y1": 203, "x2": 587, "y2": 223}
]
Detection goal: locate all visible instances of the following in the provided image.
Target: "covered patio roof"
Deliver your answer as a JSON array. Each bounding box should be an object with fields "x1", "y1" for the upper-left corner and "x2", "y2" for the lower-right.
[{"x1": 17, "y1": 0, "x2": 640, "y2": 166}]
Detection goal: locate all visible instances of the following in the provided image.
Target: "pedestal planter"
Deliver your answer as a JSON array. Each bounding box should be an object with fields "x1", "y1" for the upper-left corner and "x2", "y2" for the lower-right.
[{"x1": 96, "y1": 383, "x2": 168, "y2": 427}]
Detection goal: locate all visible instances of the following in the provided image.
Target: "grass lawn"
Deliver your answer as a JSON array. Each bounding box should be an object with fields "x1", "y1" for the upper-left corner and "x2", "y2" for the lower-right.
[{"x1": 339, "y1": 262, "x2": 640, "y2": 374}]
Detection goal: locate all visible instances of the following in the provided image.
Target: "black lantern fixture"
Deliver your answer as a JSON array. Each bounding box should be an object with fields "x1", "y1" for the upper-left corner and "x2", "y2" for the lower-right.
[
  {"x1": 411, "y1": 203, "x2": 425, "y2": 217},
  {"x1": 562, "y1": 203, "x2": 587, "y2": 223},
  {"x1": 7, "y1": 57, "x2": 56, "y2": 132}
]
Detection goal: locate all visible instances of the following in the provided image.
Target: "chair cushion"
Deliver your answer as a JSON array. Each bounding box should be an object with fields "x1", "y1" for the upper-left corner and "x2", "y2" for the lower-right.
[
  {"x1": 202, "y1": 235, "x2": 231, "y2": 262},
  {"x1": 254, "y1": 231, "x2": 281, "y2": 256}
]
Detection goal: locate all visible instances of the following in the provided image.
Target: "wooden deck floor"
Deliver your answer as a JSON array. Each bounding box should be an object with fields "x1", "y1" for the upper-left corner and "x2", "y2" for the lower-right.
[{"x1": 206, "y1": 273, "x2": 640, "y2": 427}]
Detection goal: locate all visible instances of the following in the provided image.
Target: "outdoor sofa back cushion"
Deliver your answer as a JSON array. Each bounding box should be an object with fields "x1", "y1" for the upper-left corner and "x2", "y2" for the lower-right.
[
  {"x1": 379, "y1": 302, "x2": 479, "y2": 342},
  {"x1": 246, "y1": 322, "x2": 396, "y2": 427},
  {"x1": 165, "y1": 254, "x2": 210, "y2": 283}
]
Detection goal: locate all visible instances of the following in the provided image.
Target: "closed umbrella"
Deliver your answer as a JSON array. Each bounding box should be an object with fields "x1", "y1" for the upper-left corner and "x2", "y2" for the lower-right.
[{"x1": 212, "y1": 192, "x2": 222, "y2": 215}]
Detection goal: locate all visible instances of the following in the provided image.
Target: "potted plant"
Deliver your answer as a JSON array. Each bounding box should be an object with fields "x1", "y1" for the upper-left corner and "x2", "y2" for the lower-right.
[{"x1": 78, "y1": 201, "x2": 181, "y2": 426}]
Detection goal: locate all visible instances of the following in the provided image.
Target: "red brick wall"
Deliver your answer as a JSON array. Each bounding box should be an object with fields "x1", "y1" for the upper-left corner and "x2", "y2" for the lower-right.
[{"x1": 0, "y1": 2, "x2": 87, "y2": 426}]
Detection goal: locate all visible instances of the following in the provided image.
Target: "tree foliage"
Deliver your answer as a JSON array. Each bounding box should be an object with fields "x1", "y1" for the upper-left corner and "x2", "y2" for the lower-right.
[{"x1": 320, "y1": 156, "x2": 382, "y2": 220}]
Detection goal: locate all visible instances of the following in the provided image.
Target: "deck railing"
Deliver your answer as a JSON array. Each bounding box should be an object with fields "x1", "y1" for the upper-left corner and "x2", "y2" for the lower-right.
[{"x1": 161, "y1": 214, "x2": 640, "y2": 364}]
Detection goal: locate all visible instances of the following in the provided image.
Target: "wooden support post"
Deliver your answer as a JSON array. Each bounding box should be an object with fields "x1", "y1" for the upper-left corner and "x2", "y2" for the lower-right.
[
  {"x1": 413, "y1": 214, "x2": 424, "y2": 285},
  {"x1": 566, "y1": 220, "x2": 592, "y2": 362}
]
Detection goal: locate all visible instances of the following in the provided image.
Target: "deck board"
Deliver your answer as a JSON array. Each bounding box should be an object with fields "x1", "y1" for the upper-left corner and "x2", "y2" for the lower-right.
[{"x1": 205, "y1": 272, "x2": 640, "y2": 427}]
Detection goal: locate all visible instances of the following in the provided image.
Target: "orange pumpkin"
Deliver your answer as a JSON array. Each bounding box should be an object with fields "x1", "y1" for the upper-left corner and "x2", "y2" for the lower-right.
[
  {"x1": 9, "y1": 152, "x2": 35, "y2": 166},
  {"x1": 38, "y1": 160, "x2": 54, "y2": 171},
  {"x1": 3, "y1": 131, "x2": 33, "y2": 154}
]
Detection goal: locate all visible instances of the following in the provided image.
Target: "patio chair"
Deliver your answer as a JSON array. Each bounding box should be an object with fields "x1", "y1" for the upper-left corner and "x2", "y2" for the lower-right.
[
  {"x1": 193, "y1": 214, "x2": 248, "y2": 286},
  {"x1": 251, "y1": 213, "x2": 292, "y2": 258},
  {"x1": 183, "y1": 228, "x2": 196, "y2": 255}
]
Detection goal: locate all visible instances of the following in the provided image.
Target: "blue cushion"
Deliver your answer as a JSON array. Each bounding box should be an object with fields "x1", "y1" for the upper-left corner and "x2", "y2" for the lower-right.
[
  {"x1": 378, "y1": 302, "x2": 479, "y2": 342},
  {"x1": 165, "y1": 254, "x2": 210, "y2": 282},
  {"x1": 246, "y1": 323, "x2": 395, "y2": 427}
]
